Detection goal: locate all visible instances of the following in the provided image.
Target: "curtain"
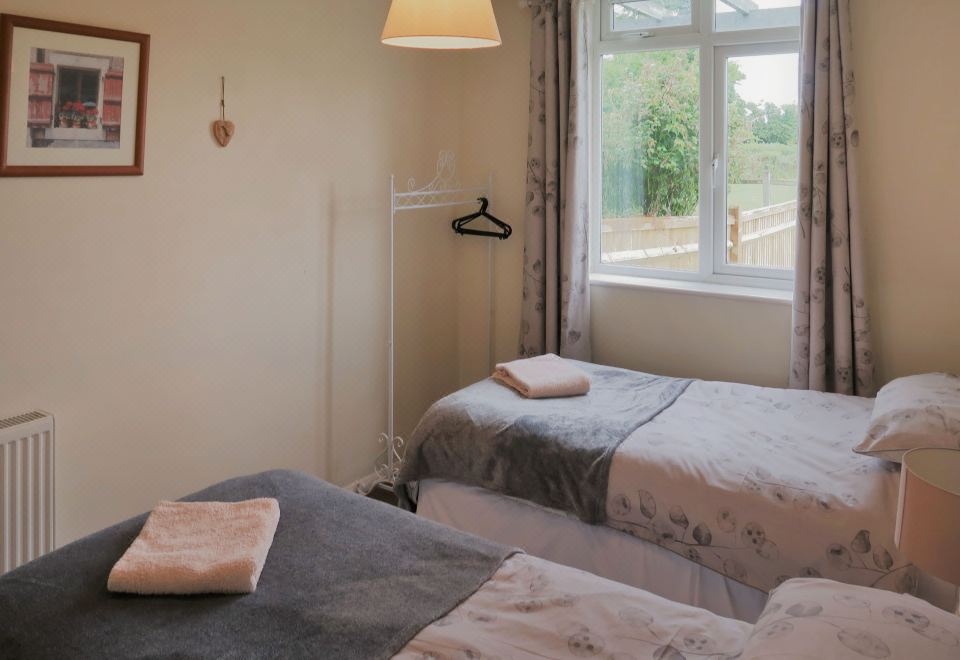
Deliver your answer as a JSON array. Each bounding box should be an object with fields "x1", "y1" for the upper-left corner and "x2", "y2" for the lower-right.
[
  {"x1": 790, "y1": 0, "x2": 876, "y2": 396},
  {"x1": 518, "y1": 0, "x2": 592, "y2": 361}
]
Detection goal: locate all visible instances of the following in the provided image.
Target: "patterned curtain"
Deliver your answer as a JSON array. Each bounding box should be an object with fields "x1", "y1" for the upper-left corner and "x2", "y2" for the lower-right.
[
  {"x1": 790, "y1": 0, "x2": 876, "y2": 396},
  {"x1": 518, "y1": 0, "x2": 592, "y2": 361}
]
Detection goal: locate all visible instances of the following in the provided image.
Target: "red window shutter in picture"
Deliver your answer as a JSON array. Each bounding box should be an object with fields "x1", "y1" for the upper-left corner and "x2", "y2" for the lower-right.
[
  {"x1": 102, "y1": 68, "x2": 123, "y2": 141},
  {"x1": 27, "y1": 62, "x2": 54, "y2": 126}
]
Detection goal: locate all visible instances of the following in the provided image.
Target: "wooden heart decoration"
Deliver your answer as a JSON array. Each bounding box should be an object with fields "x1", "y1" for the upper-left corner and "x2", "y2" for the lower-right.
[{"x1": 212, "y1": 120, "x2": 235, "y2": 147}]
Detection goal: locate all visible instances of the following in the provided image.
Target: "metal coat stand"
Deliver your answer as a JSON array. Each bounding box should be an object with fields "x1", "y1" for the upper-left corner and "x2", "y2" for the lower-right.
[{"x1": 358, "y1": 151, "x2": 495, "y2": 495}]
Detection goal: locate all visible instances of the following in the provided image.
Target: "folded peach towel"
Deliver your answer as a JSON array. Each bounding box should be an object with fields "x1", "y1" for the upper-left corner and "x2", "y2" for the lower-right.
[
  {"x1": 493, "y1": 353, "x2": 591, "y2": 398},
  {"x1": 107, "y1": 498, "x2": 280, "y2": 595}
]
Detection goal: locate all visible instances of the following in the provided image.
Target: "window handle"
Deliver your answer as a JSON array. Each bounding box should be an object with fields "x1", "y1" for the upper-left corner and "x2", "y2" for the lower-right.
[{"x1": 711, "y1": 155, "x2": 720, "y2": 189}]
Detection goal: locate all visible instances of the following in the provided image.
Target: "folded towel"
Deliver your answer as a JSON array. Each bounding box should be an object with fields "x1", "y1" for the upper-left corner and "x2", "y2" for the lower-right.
[
  {"x1": 107, "y1": 498, "x2": 280, "y2": 595},
  {"x1": 493, "y1": 353, "x2": 591, "y2": 399}
]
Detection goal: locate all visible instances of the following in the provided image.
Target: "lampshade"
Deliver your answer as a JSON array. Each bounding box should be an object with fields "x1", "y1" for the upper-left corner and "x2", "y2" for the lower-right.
[
  {"x1": 381, "y1": 0, "x2": 502, "y2": 50},
  {"x1": 895, "y1": 447, "x2": 960, "y2": 586}
]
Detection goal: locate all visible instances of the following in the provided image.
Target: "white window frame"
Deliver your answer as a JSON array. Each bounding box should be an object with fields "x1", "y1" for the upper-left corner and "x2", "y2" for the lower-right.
[{"x1": 591, "y1": 0, "x2": 800, "y2": 291}]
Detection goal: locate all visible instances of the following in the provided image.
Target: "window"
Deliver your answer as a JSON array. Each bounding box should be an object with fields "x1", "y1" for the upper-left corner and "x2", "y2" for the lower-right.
[
  {"x1": 593, "y1": 0, "x2": 801, "y2": 289},
  {"x1": 611, "y1": 1, "x2": 694, "y2": 33}
]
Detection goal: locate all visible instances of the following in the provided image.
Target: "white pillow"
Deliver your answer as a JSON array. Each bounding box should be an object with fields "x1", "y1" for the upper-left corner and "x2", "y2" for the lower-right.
[
  {"x1": 741, "y1": 578, "x2": 959, "y2": 660},
  {"x1": 854, "y1": 373, "x2": 960, "y2": 463}
]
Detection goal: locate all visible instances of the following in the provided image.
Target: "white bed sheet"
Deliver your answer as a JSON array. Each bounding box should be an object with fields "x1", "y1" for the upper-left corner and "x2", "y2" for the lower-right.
[{"x1": 417, "y1": 479, "x2": 956, "y2": 623}]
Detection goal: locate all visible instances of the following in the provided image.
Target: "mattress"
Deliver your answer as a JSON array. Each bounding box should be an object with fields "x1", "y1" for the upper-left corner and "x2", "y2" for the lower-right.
[{"x1": 418, "y1": 478, "x2": 770, "y2": 622}]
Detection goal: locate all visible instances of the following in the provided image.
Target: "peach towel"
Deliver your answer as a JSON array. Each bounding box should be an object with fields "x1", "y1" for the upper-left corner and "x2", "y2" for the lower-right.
[
  {"x1": 107, "y1": 498, "x2": 280, "y2": 595},
  {"x1": 493, "y1": 353, "x2": 591, "y2": 399}
]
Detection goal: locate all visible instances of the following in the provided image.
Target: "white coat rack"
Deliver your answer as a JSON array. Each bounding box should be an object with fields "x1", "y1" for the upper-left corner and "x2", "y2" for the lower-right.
[{"x1": 358, "y1": 151, "x2": 495, "y2": 495}]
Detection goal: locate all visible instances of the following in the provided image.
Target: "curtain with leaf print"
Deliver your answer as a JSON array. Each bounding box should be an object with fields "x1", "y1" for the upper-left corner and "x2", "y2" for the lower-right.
[
  {"x1": 790, "y1": 0, "x2": 875, "y2": 396},
  {"x1": 518, "y1": 0, "x2": 592, "y2": 361}
]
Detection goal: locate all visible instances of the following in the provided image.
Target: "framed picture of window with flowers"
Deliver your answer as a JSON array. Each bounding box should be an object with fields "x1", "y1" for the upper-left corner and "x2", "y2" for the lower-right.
[{"x1": 0, "y1": 14, "x2": 150, "y2": 176}]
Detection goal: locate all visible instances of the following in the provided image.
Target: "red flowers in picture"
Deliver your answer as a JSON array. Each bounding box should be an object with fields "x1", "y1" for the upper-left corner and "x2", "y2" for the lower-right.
[{"x1": 57, "y1": 100, "x2": 98, "y2": 128}]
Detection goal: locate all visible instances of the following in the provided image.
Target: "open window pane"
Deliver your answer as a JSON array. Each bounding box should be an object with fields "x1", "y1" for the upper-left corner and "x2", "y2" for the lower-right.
[
  {"x1": 601, "y1": 49, "x2": 701, "y2": 272},
  {"x1": 725, "y1": 51, "x2": 799, "y2": 269},
  {"x1": 715, "y1": 0, "x2": 801, "y2": 32},
  {"x1": 612, "y1": 1, "x2": 693, "y2": 33}
]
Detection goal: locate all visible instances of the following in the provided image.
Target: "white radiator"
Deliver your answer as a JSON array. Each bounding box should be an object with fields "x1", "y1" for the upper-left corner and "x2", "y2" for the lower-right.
[{"x1": 0, "y1": 411, "x2": 55, "y2": 573}]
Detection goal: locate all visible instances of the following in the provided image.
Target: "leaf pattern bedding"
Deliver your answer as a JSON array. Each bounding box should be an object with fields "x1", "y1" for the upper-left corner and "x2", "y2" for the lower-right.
[
  {"x1": 397, "y1": 555, "x2": 958, "y2": 660},
  {"x1": 605, "y1": 380, "x2": 913, "y2": 595},
  {"x1": 397, "y1": 553, "x2": 753, "y2": 660}
]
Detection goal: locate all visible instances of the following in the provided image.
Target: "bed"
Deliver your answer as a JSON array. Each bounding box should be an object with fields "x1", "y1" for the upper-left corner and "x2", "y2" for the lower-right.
[
  {"x1": 1, "y1": 470, "x2": 956, "y2": 659},
  {"x1": 397, "y1": 362, "x2": 958, "y2": 620}
]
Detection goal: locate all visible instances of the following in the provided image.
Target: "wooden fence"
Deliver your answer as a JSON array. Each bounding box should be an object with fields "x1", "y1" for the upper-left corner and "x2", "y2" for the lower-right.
[{"x1": 601, "y1": 199, "x2": 797, "y2": 270}]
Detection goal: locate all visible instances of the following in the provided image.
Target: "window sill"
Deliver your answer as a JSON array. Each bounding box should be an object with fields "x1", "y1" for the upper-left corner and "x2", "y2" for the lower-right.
[{"x1": 590, "y1": 273, "x2": 793, "y2": 305}]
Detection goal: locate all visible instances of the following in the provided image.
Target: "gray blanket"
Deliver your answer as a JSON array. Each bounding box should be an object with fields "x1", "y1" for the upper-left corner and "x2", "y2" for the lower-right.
[
  {"x1": 397, "y1": 361, "x2": 691, "y2": 523},
  {"x1": 0, "y1": 470, "x2": 515, "y2": 660}
]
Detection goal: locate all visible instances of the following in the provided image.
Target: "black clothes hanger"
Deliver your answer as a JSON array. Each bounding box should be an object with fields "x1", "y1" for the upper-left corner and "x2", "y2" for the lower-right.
[{"x1": 452, "y1": 198, "x2": 512, "y2": 240}]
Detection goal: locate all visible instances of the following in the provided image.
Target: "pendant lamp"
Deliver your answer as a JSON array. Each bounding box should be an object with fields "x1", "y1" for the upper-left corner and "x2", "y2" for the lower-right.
[{"x1": 381, "y1": 0, "x2": 502, "y2": 50}]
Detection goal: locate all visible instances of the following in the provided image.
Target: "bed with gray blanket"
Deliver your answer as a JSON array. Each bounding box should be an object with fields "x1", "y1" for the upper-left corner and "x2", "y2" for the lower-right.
[
  {"x1": 396, "y1": 361, "x2": 934, "y2": 604},
  {"x1": 397, "y1": 361, "x2": 691, "y2": 522},
  {"x1": 0, "y1": 470, "x2": 514, "y2": 660}
]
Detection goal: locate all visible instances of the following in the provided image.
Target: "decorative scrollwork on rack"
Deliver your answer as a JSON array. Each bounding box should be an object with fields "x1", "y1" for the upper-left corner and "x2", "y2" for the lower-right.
[
  {"x1": 356, "y1": 433, "x2": 406, "y2": 495},
  {"x1": 395, "y1": 150, "x2": 488, "y2": 210},
  {"x1": 406, "y1": 150, "x2": 459, "y2": 193}
]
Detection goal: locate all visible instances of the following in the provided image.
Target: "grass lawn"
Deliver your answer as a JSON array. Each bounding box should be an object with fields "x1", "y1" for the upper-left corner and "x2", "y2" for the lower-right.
[{"x1": 728, "y1": 183, "x2": 796, "y2": 212}]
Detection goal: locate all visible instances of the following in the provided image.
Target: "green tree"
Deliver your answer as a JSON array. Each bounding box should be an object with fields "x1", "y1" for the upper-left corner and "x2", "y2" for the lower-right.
[
  {"x1": 747, "y1": 102, "x2": 799, "y2": 145},
  {"x1": 601, "y1": 51, "x2": 799, "y2": 218},
  {"x1": 602, "y1": 49, "x2": 701, "y2": 217}
]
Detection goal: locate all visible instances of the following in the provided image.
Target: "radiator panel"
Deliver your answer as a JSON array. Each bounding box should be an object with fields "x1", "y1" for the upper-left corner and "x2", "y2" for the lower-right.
[{"x1": 0, "y1": 412, "x2": 55, "y2": 573}]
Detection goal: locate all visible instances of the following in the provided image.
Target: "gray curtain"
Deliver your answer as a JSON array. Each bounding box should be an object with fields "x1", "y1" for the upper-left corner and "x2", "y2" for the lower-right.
[
  {"x1": 518, "y1": 0, "x2": 592, "y2": 361},
  {"x1": 790, "y1": 0, "x2": 875, "y2": 396}
]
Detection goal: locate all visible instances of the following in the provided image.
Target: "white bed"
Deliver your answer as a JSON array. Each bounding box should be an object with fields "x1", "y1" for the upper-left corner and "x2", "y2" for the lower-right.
[{"x1": 409, "y1": 377, "x2": 958, "y2": 621}]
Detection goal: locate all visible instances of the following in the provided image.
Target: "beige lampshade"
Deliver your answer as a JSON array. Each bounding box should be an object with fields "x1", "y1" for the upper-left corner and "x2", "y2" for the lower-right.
[
  {"x1": 381, "y1": 0, "x2": 502, "y2": 50},
  {"x1": 895, "y1": 447, "x2": 960, "y2": 586}
]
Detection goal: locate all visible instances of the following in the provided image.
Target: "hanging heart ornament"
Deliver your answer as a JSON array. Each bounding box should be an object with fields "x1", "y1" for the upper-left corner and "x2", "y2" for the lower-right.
[{"x1": 212, "y1": 119, "x2": 235, "y2": 147}]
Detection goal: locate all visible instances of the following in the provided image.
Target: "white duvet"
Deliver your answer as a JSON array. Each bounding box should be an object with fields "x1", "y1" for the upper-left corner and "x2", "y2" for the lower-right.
[
  {"x1": 398, "y1": 553, "x2": 753, "y2": 659},
  {"x1": 605, "y1": 380, "x2": 914, "y2": 594},
  {"x1": 398, "y1": 554, "x2": 959, "y2": 660}
]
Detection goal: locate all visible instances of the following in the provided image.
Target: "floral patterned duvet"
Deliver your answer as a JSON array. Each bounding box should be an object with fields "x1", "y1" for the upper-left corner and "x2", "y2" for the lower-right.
[
  {"x1": 398, "y1": 554, "x2": 959, "y2": 660},
  {"x1": 605, "y1": 380, "x2": 914, "y2": 595},
  {"x1": 398, "y1": 553, "x2": 753, "y2": 659}
]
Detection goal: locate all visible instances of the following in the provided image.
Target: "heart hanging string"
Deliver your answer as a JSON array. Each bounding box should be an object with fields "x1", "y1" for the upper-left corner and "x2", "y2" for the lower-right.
[{"x1": 212, "y1": 76, "x2": 235, "y2": 147}]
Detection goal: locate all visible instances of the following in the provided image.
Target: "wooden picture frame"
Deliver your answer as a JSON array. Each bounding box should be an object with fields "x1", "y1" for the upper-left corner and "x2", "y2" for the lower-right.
[{"x1": 0, "y1": 14, "x2": 150, "y2": 176}]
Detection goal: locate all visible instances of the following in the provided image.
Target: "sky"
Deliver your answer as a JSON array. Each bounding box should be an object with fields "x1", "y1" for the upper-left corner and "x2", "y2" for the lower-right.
[
  {"x1": 719, "y1": 0, "x2": 802, "y2": 108},
  {"x1": 715, "y1": 0, "x2": 801, "y2": 13},
  {"x1": 733, "y1": 52, "x2": 799, "y2": 107}
]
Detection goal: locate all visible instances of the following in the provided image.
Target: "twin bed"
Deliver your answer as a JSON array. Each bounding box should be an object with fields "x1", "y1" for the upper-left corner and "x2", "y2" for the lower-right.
[
  {"x1": 2, "y1": 470, "x2": 957, "y2": 659},
  {"x1": 398, "y1": 361, "x2": 957, "y2": 620},
  {"x1": 1, "y1": 361, "x2": 957, "y2": 657}
]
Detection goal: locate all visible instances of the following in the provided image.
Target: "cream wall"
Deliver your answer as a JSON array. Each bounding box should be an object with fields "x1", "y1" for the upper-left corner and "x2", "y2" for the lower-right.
[
  {"x1": 466, "y1": 0, "x2": 960, "y2": 390},
  {"x1": 457, "y1": 0, "x2": 531, "y2": 383},
  {"x1": 852, "y1": 0, "x2": 960, "y2": 383},
  {"x1": 0, "y1": 0, "x2": 462, "y2": 543},
  {"x1": 3, "y1": 0, "x2": 957, "y2": 546}
]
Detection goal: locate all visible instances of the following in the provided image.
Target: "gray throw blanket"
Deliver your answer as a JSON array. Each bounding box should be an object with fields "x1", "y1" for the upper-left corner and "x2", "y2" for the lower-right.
[
  {"x1": 397, "y1": 361, "x2": 691, "y2": 523},
  {"x1": 0, "y1": 470, "x2": 515, "y2": 660}
]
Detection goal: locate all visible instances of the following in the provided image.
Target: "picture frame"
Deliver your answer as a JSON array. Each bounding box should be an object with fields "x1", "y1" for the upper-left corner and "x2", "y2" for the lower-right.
[{"x1": 0, "y1": 14, "x2": 150, "y2": 176}]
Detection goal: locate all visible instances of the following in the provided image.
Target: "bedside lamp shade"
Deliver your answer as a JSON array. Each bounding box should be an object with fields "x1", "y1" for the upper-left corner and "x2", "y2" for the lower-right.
[
  {"x1": 381, "y1": 0, "x2": 502, "y2": 50},
  {"x1": 895, "y1": 447, "x2": 960, "y2": 586}
]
